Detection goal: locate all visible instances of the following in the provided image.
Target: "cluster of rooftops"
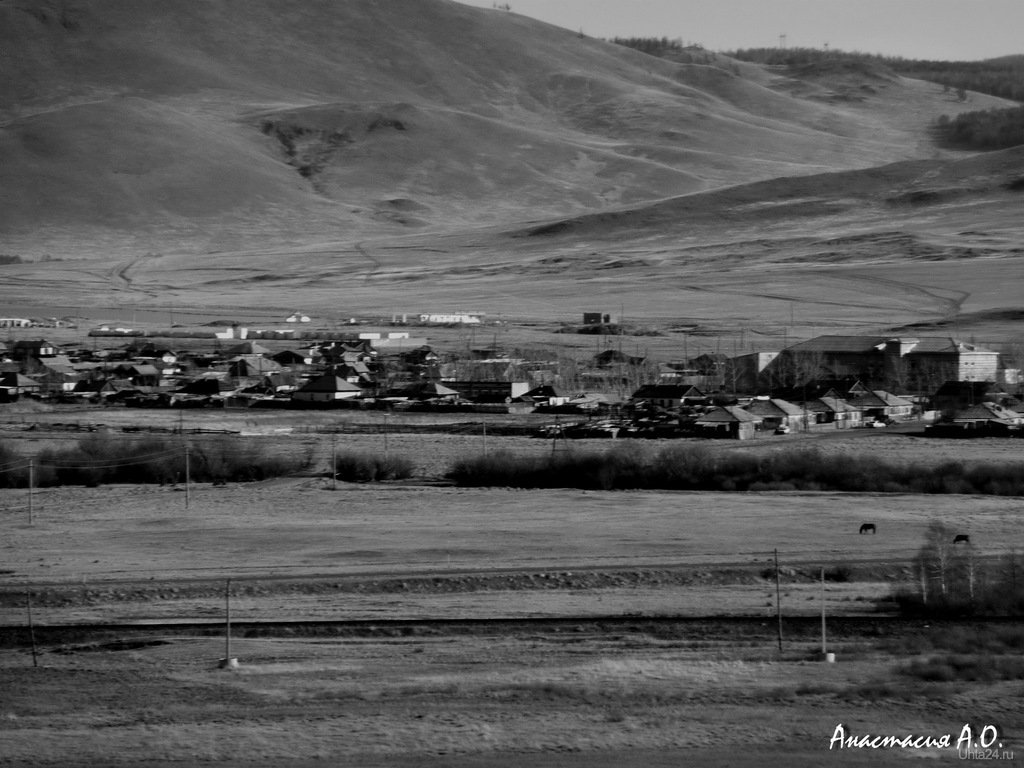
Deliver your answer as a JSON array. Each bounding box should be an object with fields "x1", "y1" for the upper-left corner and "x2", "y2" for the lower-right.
[{"x1": 0, "y1": 334, "x2": 1019, "y2": 438}]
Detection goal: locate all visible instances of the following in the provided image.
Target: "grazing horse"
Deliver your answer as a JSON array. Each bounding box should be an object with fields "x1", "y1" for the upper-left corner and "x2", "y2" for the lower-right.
[
  {"x1": 859, "y1": 523, "x2": 876, "y2": 535},
  {"x1": 953, "y1": 534, "x2": 970, "y2": 544}
]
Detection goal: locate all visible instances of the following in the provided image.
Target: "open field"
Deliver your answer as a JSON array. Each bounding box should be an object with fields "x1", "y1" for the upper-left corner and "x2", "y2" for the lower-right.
[
  {"x1": 3, "y1": 466, "x2": 1024, "y2": 766},
  {"x1": 4, "y1": 622, "x2": 1021, "y2": 768}
]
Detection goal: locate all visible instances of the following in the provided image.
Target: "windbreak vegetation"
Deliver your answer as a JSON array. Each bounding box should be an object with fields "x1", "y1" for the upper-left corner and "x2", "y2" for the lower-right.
[
  {"x1": 332, "y1": 450, "x2": 415, "y2": 483},
  {"x1": 0, "y1": 435, "x2": 307, "y2": 487},
  {"x1": 933, "y1": 106, "x2": 1024, "y2": 150},
  {"x1": 447, "y1": 444, "x2": 1024, "y2": 495}
]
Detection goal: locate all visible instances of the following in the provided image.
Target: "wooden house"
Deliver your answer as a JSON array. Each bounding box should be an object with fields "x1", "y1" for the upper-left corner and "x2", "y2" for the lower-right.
[{"x1": 693, "y1": 406, "x2": 762, "y2": 439}]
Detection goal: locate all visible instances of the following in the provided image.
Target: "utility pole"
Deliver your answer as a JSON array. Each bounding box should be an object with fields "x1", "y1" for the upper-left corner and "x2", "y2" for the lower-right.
[
  {"x1": 775, "y1": 549, "x2": 783, "y2": 652},
  {"x1": 26, "y1": 594, "x2": 39, "y2": 668},
  {"x1": 331, "y1": 433, "x2": 337, "y2": 490},
  {"x1": 821, "y1": 567, "x2": 827, "y2": 656},
  {"x1": 184, "y1": 444, "x2": 191, "y2": 510},
  {"x1": 482, "y1": 420, "x2": 487, "y2": 457},
  {"x1": 28, "y1": 458, "x2": 34, "y2": 526},
  {"x1": 218, "y1": 578, "x2": 237, "y2": 669}
]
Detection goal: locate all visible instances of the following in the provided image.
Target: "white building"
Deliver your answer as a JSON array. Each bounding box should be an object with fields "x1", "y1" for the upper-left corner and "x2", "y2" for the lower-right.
[
  {"x1": 0, "y1": 317, "x2": 32, "y2": 328},
  {"x1": 419, "y1": 313, "x2": 483, "y2": 324}
]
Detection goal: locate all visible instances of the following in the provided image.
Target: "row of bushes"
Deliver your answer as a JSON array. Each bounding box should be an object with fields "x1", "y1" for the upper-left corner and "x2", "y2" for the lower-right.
[
  {"x1": 0, "y1": 435, "x2": 309, "y2": 487},
  {"x1": 6, "y1": 438, "x2": 1024, "y2": 495},
  {"x1": 446, "y1": 444, "x2": 1024, "y2": 495},
  {"x1": 332, "y1": 451, "x2": 415, "y2": 483}
]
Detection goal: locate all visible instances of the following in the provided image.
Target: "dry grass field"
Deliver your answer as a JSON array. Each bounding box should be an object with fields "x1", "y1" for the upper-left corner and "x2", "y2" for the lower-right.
[{"x1": 3, "y1": 432, "x2": 1024, "y2": 766}]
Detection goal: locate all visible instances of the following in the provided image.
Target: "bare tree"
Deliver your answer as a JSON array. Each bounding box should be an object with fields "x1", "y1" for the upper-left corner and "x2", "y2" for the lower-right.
[{"x1": 915, "y1": 521, "x2": 957, "y2": 601}]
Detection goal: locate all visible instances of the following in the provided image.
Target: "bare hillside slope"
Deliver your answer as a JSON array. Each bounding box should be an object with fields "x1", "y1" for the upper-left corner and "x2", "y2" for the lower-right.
[{"x1": 0, "y1": 0, "x2": 1010, "y2": 256}]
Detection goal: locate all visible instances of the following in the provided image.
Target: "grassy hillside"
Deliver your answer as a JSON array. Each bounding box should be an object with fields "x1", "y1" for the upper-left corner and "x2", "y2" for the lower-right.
[{"x1": 1, "y1": 0, "x2": 1012, "y2": 257}]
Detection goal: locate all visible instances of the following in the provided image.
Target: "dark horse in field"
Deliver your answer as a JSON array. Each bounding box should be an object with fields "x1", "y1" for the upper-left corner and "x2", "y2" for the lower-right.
[{"x1": 859, "y1": 523, "x2": 876, "y2": 534}]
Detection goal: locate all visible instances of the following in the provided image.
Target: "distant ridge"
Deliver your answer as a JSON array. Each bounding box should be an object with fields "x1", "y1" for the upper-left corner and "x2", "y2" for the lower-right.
[{"x1": 1, "y1": 0, "x2": 1015, "y2": 256}]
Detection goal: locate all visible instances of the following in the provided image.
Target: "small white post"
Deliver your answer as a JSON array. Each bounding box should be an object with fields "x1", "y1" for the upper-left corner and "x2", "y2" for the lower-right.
[{"x1": 219, "y1": 578, "x2": 238, "y2": 669}]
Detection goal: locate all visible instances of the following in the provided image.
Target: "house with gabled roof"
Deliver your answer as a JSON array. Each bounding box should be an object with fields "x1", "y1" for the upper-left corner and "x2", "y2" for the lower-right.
[
  {"x1": 177, "y1": 376, "x2": 234, "y2": 396},
  {"x1": 113, "y1": 363, "x2": 161, "y2": 387},
  {"x1": 225, "y1": 341, "x2": 274, "y2": 357},
  {"x1": 390, "y1": 381, "x2": 461, "y2": 401},
  {"x1": 0, "y1": 372, "x2": 42, "y2": 395},
  {"x1": 630, "y1": 384, "x2": 706, "y2": 409},
  {"x1": 11, "y1": 339, "x2": 60, "y2": 360},
  {"x1": 228, "y1": 355, "x2": 281, "y2": 378},
  {"x1": 292, "y1": 373, "x2": 363, "y2": 403},
  {"x1": 333, "y1": 362, "x2": 375, "y2": 386},
  {"x1": 743, "y1": 398, "x2": 811, "y2": 432},
  {"x1": 846, "y1": 390, "x2": 914, "y2": 422},
  {"x1": 563, "y1": 391, "x2": 622, "y2": 413},
  {"x1": 517, "y1": 385, "x2": 568, "y2": 407},
  {"x1": 271, "y1": 349, "x2": 314, "y2": 368},
  {"x1": 952, "y1": 401, "x2": 1024, "y2": 426},
  {"x1": 931, "y1": 381, "x2": 1006, "y2": 415},
  {"x1": 802, "y1": 397, "x2": 863, "y2": 428},
  {"x1": 693, "y1": 405, "x2": 761, "y2": 439}
]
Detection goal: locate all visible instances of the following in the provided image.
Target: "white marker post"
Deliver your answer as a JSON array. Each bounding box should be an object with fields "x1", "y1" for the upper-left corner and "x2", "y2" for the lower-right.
[{"x1": 219, "y1": 578, "x2": 238, "y2": 669}]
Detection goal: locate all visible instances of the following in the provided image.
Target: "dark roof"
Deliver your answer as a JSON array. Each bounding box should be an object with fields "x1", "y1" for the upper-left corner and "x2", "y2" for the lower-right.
[
  {"x1": 786, "y1": 335, "x2": 998, "y2": 356},
  {"x1": 297, "y1": 374, "x2": 363, "y2": 393},
  {"x1": 803, "y1": 397, "x2": 860, "y2": 414},
  {"x1": 396, "y1": 381, "x2": 460, "y2": 398},
  {"x1": 953, "y1": 402, "x2": 1021, "y2": 422},
  {"x1": 745, "y1": 398, "x2": 805, "y2": 417},
  {"x1": 521, "y1": 385, "x2": 564, "y2": 399},
  {"x1": 847, "y1": 390, "x2": 914, "y2": 407},
  {"x1": 695, "y1": 405, "x2": 761, "y2": 423},
  {"x1": 178, "y1": 378, "x2": 232, "y2": 395},
  {"x1": 225, "y1": 341, "x2": 273, "y2": 356},
  {"x1": 786, "y1": 336, "x2": 882, "y2": 354},
  {"x1": 933, "y1": 380, "x2": 1001, "y2": 397},
  {"x1": 271, "y1": 350, "x2": 310, "y2": 364},
  {"x1": 0, "y1": 372, "x2": 42, "y2": 388}
]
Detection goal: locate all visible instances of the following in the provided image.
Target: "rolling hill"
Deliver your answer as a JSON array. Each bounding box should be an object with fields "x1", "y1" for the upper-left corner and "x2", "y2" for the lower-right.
[
  {"x1": 2, "y1": 0, "x2": 1012, "y2": 257},
  {"x1": 0, "y1": 0, "x2": 1021, "y2": 343}
]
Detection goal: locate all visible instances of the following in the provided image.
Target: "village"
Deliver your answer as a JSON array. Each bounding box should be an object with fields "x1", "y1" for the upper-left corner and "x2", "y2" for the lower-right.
[{"x1": 2, "y1": 311, "x2": 1021, "y2": 440}]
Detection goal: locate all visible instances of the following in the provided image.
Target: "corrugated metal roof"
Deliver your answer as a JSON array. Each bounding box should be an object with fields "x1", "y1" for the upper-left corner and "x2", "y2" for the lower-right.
[
  {"x1": 696, "y1": 405, "x2": 761, "y2": 423},
  {"x1": 784, "y1": 335, "x2": 997, "y2": 356},
  {"x1": 848, "y1": 390, "x2": 913, "y2": 407},
  {"x1": 954, "y1": 402, "x2": 1020, "y2": 421},
  {"x1": 745, "y1": 398, "x2": 805, "y2": 417},
  {"x1": 785, "y1": 336, "x2": 883, "y2": 353}
]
